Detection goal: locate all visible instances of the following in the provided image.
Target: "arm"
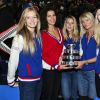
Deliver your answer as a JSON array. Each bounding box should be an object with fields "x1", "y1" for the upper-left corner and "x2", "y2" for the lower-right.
[
  {"x1": 7, "y1": 35, "x2": 23, "y2": 86},
  {"x1": 75, "y1": 57, "x2": 96, "y2": 69},
  {"x1": 42, "y1": 32, "x2": 68, "y2": 70}
]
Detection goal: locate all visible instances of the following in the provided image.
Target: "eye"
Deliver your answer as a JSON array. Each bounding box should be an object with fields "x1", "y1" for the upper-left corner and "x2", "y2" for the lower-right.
[
  {"x1": 26, "y1": 16, "x2": 37, "y2": 19},
  {"x1": 26, "y1": 16, "x2": 30, "y2": 19}
]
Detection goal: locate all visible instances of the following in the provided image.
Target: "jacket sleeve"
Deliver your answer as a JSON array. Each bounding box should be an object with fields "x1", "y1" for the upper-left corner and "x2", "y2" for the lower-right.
[{"x1": 7, "y1": 35, "x2": 23, "y2": 84}]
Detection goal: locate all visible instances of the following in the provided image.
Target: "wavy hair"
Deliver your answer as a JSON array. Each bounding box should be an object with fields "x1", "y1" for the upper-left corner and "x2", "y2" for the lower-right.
[
  {"x1": 63, "y1": 15, "x2": 79, "y2": 42},
  {"x1": 95, "y1": 9, "x2": 100, "y2": 25}
]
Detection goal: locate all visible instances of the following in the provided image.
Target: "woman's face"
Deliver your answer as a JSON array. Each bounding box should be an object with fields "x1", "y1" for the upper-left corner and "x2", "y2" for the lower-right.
[
  {"x1": 96, "y1": 9, "x2": 100, "y2": 22},
  {"x1": 65, "y1": 18, "x2": 74, "y2": 33},
  {"x1": 25, "y1": 11, "x2": 38, "y2": 29},
  {"x1": 81, "y1": 18, "x2": 93, "y2": 30},
  {"x1": 46, "y1": 10, "x2": 56, "y2": 26}
]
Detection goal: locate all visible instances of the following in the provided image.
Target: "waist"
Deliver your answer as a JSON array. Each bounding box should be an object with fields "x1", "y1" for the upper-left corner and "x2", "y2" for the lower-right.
[
  {"x1": 18, "y1": 76, "x2": 41, "y2": 81},
  {"x1": 82, "y1": 64, "x2": 95, "y2": 71}
]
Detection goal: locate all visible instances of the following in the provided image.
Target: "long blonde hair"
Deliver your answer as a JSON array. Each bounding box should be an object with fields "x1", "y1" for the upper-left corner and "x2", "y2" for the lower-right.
[
  {"x1": 17, "y1": 7, "x2": 41, "y2": 54},
  {"x1": 63, "y1": 15, "x2": 79, "y2": 42},
  {"x1": 94, "y1": 24, "x2": 100, "y2": 46},
  {"x1": 95, "y1": 9, "x2": 100, "y2": 26},
  {"x1": 79, "y1": 12, "x2": 95, "y2": 37}
]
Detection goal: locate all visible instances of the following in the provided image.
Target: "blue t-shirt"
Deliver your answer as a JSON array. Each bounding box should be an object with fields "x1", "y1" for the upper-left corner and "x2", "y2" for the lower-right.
[{"x1": 81, "y1": 34, "x2": 96, "y2": 71}]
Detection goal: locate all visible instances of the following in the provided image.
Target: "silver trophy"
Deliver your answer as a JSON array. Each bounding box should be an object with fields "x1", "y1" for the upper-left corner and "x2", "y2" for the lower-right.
[{"x1": 62, "y1": 44, "x2": 80, "y2": 67}]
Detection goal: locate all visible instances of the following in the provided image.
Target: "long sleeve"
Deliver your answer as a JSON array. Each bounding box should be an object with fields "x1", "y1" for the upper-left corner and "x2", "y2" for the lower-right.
[{"x1": 7, "y1": 35, "x2": 23, "y2": 83}]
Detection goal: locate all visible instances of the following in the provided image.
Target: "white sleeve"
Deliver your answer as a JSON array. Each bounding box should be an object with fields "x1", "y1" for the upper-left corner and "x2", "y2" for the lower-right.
[
  {"x1": 96, "y1": 48, "x2": 99, "y2": 56},
  {"x1": 7, "y1": 35, "x2": 23, "y2": 83}
]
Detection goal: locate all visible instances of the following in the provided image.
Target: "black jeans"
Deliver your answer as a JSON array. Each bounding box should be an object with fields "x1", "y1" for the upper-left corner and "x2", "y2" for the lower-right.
[{"x1": 41, "y1": 69, "x2": 61, "y2": 100}]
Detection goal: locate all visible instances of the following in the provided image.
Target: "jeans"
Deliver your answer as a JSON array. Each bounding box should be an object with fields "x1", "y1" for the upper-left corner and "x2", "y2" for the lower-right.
[
  {"x1": 61, "y1": 71, "x2": 78, "y2": 100},
  {"x1": 78, "y1": 70, "x2": 96, "y2": 99},
  {"x1": 19, "y1": 79, "x2": 42, "y2": 100}
]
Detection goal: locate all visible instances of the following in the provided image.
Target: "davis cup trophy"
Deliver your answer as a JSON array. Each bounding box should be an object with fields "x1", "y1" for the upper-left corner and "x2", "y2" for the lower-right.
[{"x1": 62, "y1": 44, "x2": 80, "y2": 68}]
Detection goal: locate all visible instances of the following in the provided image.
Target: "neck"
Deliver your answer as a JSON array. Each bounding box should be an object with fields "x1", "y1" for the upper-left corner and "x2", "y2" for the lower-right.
[
  {"x1": 68, "y1": 31, "x2": 73, "y2": 37},
  {"x1": 27, "y1": 27, "x2": 35, "y2": 32},
  {"x1": 87, "y1": 27, "x2": 94, "y2": 37},
  {"x1": 48, "y1": 25, "x2": 55, "y2": 31},
  {"x1": 27, "y1": 27, "x2": 35, "y2": 37}
]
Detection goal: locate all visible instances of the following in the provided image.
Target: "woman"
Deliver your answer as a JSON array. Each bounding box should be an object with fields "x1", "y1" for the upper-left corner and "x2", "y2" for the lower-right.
[
  {"x1": 61, "y1": 15, "x2": 80, "y2": 100},
  {"x1": 41, "y1": 7, "x2": 68, "y2": 100},
  {"x1": 76, "y1": 12, "x2": 97, "y2": 100},
  {"x1": 94, "y1": 8, "x2": 100, "y2": 98},
  {"x1": 95, "y1": 8, "x2": 100, "y2": 26},
  {"x1": 7, "y1": 7, "x2": 42, "y2": 100}
]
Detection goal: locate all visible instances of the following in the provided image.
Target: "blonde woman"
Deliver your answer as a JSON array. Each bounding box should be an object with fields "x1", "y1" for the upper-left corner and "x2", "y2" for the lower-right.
[
  {"x1": 7, "y1": 7, "x2": 42, "y2": 100},
  {"x1": 61, "y1": 15, "x2": 80, "y2": 100},
  {"x1": 76, "y1": 12, "x2": 97, "y2": 100}
]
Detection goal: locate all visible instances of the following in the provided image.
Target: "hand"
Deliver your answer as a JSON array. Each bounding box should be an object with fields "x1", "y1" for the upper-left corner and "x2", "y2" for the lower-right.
[
  {"x1": 60, "y1": 64, "x2": 73, "y2": 70},
  {"x1": 13, "y1": 82, "x2": 18, "y2": 87},
  {"x1": 75, "y1": 61, "x2": 85, "y2": 69},
  {"x1": 8, "y1": 81, "x2": 18, "y2": 87}
]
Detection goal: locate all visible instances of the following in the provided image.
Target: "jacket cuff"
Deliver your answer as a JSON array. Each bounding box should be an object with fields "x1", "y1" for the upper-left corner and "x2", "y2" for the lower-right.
[{"x1": 53, "y1": 64, "x2": 60, "y2": 71}]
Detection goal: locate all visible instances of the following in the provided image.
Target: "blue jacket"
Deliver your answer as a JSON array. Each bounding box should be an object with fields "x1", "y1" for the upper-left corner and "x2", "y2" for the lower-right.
[
  {"x1": 81, "y1": 34, "x2": 96, "y2": 71},
  {"x1": 18, "y1": 37, "x2": 43, "y2": 79}
]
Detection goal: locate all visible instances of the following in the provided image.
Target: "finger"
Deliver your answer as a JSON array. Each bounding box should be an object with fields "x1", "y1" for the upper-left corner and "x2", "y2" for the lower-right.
[{"x1": 63, "y1": 66, "x2": 73, "y2": 69}]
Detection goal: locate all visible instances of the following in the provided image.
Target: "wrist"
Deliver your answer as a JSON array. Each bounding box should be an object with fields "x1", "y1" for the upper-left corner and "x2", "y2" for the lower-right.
[
  {"x1": 8, "y1": 81, "x2": 15, "y2": 87},
  {"x1": 85, "y1": 60, "x2": 88, "y2": 65}
]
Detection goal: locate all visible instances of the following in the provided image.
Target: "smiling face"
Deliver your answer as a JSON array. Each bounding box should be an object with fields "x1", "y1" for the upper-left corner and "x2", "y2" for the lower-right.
[
  {"x1": 25, "y1": 10, "x2": 38, "y2": 30},
  {"x1": 81, "y1": 17, "x2": 93, "y2": 31},
  {"x1": 65, "y1": 18, "x2": 74, "y2": 34},
  {"x1": 46, "y1": 10, "x2": 56, "y2": 26}
]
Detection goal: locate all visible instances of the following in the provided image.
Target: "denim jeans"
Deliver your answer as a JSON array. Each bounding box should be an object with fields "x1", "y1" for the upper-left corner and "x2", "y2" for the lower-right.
[
  {"x1": 61, "y1": 71, "x2": 78, "y2": 100},
  {"x1": 19, "y1": 79, "x2": 42, "y2": 100},
  {"x1": 78, "y1": 70, "x2": 96, "y2": 99}
]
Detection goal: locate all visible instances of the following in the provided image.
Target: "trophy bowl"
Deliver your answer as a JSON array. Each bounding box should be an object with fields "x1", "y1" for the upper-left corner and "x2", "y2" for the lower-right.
[{"x1": 62, "y1": 44, "x2": 80, "y2": 67}]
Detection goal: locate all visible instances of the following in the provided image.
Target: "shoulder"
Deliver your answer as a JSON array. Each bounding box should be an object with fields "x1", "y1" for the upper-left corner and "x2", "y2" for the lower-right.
[
  {"x1": 41, "y1": 30, "x2": 48, "y2": 34},
  {"x1": 13, "y1": 34, "x2": 23, "y2": 43},
  {"x1": 81, "y1": 34, "x2": 86, "y2": 41},
  {"x1": 12, "y1": 34, "x2": 24, "y2": 50},
  {"x1": 41, "y1": 30, "x2": 49, "y2": 38}
]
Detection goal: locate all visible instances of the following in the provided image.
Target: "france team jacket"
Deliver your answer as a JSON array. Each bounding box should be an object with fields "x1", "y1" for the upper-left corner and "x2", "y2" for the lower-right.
[{"x1": 7, "y1": 35, "x2": 43, "y2": 83}]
